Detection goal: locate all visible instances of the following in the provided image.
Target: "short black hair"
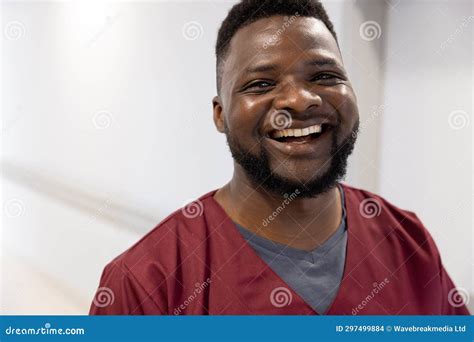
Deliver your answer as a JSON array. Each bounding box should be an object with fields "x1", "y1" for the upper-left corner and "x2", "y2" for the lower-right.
[{"x1": 215, "y1": 0, "x2": 338, "y2": 94}]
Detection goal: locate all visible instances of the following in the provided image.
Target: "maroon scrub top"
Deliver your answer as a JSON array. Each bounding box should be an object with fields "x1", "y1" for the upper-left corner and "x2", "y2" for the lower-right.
[{"x1": 90, "y1": 183, "x2": 470, "y2": 315}]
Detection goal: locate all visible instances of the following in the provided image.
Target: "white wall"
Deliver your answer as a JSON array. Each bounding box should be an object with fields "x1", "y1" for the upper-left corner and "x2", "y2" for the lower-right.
[
  {"x1": 2, "y1": 1, "x2": 234, "y2": 220},
  {"x1": 379, "y1": 0, "x2": 472, "y2": 297},
  {"x1": 2, "y1": 0, "x2": 237, "y2": 314},
  {"x1": 1, "y1": 0, "x2": 472, "y2": 313}
]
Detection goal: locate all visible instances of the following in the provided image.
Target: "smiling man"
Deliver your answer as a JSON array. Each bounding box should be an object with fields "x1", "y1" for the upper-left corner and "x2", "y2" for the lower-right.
[{"x1": 90, "y1": 0, "x2": 469, "y2": 315}]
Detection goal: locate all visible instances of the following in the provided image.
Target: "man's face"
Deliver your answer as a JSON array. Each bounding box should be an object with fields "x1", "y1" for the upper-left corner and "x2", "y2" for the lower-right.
[{"x1": 214, "y1": 16, "x2": 359, "y2": 197}]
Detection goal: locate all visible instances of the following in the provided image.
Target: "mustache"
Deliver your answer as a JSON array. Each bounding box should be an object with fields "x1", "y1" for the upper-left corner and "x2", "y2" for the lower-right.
[
  {"x1": 224, "y1": 124, "x2": 358, "y2": 198},
  {"x1": 224, "y1": 118, "x2": 359, "y2": 149}
]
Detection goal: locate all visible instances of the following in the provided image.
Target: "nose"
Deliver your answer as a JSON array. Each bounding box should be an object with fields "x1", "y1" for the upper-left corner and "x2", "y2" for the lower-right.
[{"x1": 272, "y1": 80, "x2": 323, "y2": 115}]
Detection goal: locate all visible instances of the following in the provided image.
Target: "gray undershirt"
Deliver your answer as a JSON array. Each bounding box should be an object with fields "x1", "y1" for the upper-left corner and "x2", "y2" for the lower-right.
[{"x1": 235, "y1": 184, "x2": 347, "y2": 314}]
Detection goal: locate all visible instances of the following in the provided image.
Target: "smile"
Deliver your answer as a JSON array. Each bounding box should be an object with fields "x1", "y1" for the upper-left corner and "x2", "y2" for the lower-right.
[{"x1": 269, "y1": 124, "x2": 332, "y2": 144}]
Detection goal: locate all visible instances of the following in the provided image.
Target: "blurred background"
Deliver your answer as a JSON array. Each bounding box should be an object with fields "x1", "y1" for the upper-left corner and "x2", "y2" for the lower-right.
[{"x1": 1, "y1": 0, "x2": 472, "y2": 314}]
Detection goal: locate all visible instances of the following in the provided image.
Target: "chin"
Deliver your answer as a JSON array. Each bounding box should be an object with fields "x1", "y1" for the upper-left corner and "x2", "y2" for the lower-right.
[{"x1": 272, "y1": 161, "x2": 331, "y2": 182}]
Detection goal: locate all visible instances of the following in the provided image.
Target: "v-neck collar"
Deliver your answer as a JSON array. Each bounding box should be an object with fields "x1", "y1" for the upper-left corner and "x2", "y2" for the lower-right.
[
  {"x1": 233, "y1": 183, "x2": 347, "y2": 263},
  {"x1": 235, "y1": 216, "x2": 347, "y2": 264},
  {"x1": 201, "y1": 182, "x2": 361, "y2": 315}
]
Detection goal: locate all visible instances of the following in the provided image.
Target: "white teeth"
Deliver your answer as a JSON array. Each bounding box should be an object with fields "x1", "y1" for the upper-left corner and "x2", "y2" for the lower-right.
[{"x1": 271, "y1": 124, "x2": 323, "y2": 139}]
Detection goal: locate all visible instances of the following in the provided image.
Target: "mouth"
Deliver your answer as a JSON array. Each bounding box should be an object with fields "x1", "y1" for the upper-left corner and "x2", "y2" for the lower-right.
[{"x1": 268, "y1": 123, "x2": 333, "y2": 144}]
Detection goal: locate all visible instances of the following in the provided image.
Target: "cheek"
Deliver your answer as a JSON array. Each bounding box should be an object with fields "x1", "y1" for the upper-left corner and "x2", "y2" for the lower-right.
[
  {"x1": 325, "y1": 85, "x2": 359, "y2": 129},
  {"x1": 226, "y1": 96, "x2": 270, "y2": 136}
]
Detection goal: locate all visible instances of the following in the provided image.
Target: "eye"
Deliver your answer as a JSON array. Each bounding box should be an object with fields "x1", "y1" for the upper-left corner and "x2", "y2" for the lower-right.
[
  {"x1": 243, "y1": 80, "x2": 275, "y2": 92},
  {"x1": 311, "y1": 73, "x2": 340, "y2": 82}
]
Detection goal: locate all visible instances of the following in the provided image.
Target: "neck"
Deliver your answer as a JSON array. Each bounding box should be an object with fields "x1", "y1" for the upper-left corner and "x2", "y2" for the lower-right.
[{"x1": 214, "y1": 164, "x2": 343, "y2": 251}]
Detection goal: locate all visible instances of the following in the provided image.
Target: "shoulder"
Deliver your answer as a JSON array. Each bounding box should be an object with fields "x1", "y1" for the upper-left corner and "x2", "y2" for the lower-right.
[
  {"x1": 93, "y1": 190, "x2": 220, "y2": 314},
  {"x1": 341, "y1": 182, "x2": 419, "y2": 222},
  {"x1": 341, "y1": 182, "x2": 440, "y2": 259},
  {"x1": 104, "y1": 189, "x2": 219, "y2": 277}
]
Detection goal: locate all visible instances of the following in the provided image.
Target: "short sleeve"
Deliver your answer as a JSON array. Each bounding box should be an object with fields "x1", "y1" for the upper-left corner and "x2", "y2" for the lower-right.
[
  {"x1": 440, "y1": 265, "x2": 470, "y2": 315},
  {"x1": 410, "y1": 212, "x2": 470, "y2": 315},
  {"x1": 89, "y1": 262, "x2": 165, "y2": 315}
]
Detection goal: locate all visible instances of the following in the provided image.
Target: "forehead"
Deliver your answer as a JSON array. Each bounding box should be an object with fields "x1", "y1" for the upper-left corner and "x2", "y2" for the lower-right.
[{"x1": 224, "y1": 16, "x2": 342, "y2": 75}]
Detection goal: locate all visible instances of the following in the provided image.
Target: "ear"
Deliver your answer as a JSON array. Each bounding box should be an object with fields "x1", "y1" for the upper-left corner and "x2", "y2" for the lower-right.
[{"x1": 212, "y1": 95, "x2": 225, "y2": 133}]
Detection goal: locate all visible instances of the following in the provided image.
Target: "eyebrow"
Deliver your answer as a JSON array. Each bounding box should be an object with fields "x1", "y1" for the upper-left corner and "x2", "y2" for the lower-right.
[
  {"x1": 244, "y1": 64, "x2": 279, "y2": 74},
  {"x1": 305, "y1": 58, "x2": 340, "y2": 68},
  {"x1": 244, "y1": 58, "x2": 341, "y2": 75}
]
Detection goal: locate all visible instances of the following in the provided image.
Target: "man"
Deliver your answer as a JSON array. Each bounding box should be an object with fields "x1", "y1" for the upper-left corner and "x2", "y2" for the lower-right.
[{"x1": 90, "y1": 0, "x2": 469, "y2": 315}]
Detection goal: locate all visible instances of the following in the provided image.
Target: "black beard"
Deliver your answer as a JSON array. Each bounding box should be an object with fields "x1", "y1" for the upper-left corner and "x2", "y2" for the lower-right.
[{"x1": 225, "y1": 122, "x2": 359, "y2": 198}]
